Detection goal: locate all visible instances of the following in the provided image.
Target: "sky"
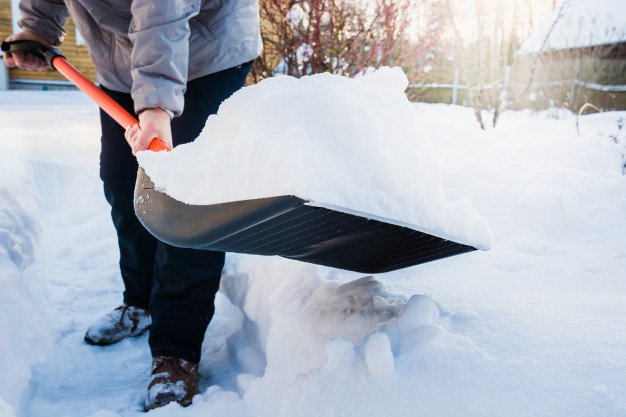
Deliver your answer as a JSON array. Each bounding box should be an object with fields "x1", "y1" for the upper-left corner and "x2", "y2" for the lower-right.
[{"x1": 443, "y1": 0, "x2": 558, "y2": 42}]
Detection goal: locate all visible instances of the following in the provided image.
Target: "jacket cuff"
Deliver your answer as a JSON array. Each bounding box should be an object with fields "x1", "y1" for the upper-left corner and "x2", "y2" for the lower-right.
[
  {"x1": 131, "y1": 74, "x2": 185, "y2": 117},
  {"x1": 19, "y1": 22, "x2": 65, "y2": 46}
]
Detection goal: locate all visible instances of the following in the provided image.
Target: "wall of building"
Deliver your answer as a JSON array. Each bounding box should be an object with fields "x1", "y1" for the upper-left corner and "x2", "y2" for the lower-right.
[{"x1": 510, "y1": 44, "x2": 626, "y2": 111}]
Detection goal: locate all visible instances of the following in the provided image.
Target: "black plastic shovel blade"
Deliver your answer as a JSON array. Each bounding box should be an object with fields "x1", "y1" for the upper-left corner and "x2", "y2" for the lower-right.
[{"x1": 134, "y1": 168, "x2": 477, "y2": 274}]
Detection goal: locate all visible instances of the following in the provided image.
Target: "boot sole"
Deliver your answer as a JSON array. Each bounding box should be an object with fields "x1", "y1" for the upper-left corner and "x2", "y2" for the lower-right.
[{"x1": 83, "y1": 325, "x2": 151, "y2": 346}]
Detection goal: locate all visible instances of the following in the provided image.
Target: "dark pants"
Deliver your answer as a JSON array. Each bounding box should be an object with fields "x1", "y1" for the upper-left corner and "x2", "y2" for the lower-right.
[{"x1": 99, "y1": 62, "x2": 252, "y2": 363}]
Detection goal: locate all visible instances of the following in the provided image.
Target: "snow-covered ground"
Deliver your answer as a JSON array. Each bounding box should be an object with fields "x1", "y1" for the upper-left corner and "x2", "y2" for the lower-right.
[{"x1": 0, "y1": 89, "x2": 625, "y2": 417}]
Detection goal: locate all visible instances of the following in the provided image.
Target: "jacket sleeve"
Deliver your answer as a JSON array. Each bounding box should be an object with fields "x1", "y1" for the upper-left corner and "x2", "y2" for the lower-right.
[
  {"x1": 18, "y1": 0, "x2": 69, "y2": 45},
  {"x1": 128, "y1": 0, "x2": 201, "y2": 117}
]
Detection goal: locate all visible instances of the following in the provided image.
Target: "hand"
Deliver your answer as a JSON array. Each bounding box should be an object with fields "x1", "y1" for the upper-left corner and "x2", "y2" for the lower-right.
[
  {"x1": 3, "y1": 31, "x2": 50, "y2": 71},
  {"x1": 124, "y1": 108, "x2": 173, "y2": 155}
]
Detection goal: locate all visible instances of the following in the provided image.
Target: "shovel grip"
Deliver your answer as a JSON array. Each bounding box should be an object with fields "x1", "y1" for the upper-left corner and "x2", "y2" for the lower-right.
[
  {"x1": 1, "y1": 39, "x2": 62, "y2": 65},
  {"x1": 2, "y1": 40, "x2": 170, "y2": 152}
]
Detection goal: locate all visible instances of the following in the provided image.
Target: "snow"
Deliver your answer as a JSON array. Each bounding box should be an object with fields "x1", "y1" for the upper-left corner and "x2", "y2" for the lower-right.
[
  {"x1": 137, "y1": 68, "x2": 493, "y2": 250},
  {"x1": 0, "y1": 88, "x2": 626, "y2": 417},
  {"x1": 146, "y1": 382, "x2": 187, "y2": 408},
  {"x1": 0, "y1": 160, "x2": 52, "y2": 417},
  {"x1": 520, "y1": 0, "x2": 626, "y2": 53},
  {"x1": 363, "y1": 332, "x2": 395, "y2": 377}
]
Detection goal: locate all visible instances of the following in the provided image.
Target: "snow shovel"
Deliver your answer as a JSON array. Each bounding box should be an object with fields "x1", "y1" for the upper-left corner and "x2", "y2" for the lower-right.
[{"x1": 2, "y1": 41, "x2": 479, "y2": 274}]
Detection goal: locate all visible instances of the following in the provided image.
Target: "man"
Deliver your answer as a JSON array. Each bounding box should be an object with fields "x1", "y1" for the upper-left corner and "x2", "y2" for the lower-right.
[{"x1": 3, "y1": 0, "x2": 261, "y2": 410}]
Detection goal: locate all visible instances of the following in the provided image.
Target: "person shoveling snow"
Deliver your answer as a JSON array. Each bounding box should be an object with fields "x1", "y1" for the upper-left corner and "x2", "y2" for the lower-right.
[
  {"x1": 4, "y1": 0, "x2": 260, "y2": 410},
  {"x1": 3, "y1": 0, "x2": 490, "y2": 411}
]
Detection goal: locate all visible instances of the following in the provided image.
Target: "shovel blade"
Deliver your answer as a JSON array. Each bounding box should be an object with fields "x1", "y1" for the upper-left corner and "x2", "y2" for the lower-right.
[{"x1": 134, "y1": 169, "x2": 477, "y2": 273}]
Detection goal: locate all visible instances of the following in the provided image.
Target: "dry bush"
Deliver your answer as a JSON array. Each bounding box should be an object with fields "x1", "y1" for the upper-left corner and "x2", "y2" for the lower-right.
[{"x1": 250, "y1": 0, "x2": 416, "y2": 81}]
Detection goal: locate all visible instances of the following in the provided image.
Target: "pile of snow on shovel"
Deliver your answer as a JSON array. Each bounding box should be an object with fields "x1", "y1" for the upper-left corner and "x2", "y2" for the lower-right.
[{"x1": 138, "y1": 67, "x2": 493, "y2": 249}]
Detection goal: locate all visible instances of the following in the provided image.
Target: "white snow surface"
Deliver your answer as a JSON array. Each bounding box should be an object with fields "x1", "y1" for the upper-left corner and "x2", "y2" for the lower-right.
[
  {"x1": 520, "y1": 0, "x2": 626, "y2": 53},
  {"x1": 0, "y1": 160, "x2": 52, "y2": 417},
  {"x1": 137, "y1": 68, "x2": 493, "y2": 250},
  {"x1": 1, "y1": 90, "x2": 626, "y2": 417}
]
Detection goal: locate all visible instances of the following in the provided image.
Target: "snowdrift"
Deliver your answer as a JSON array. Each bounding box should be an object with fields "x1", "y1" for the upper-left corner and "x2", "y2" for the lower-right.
[
  {"x1": 0, "y1": 159, "x2": 52, "y2": 416},
  {"x1": 138, "y1": 67, "x2": 493, "y2": 250},
  {"x1": 186, "y1": 257, "x2": 493, "y2": 417}
]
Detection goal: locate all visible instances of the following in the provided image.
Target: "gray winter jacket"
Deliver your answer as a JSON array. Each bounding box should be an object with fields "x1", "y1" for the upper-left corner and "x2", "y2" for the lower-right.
[{"x1": 18, "y1": 0, "x2": 262, "y2": 116}]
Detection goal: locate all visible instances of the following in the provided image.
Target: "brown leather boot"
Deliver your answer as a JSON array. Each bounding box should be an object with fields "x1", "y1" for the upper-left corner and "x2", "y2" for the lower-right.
[
  {"x1": 84, "y1": 304, "x2": 151, "y2": 345},
  {"x1": 145, "y1": 355, "x2": 199, "y2": 410}
]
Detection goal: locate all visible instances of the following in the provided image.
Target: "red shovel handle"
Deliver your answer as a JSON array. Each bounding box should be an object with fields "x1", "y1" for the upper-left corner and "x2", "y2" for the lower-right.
[
  {"x1": 52, "y1": 56, "x2": 170, "y2": 152},
  {"x1": 1, "y1": 40, "x2": 170, "y2": 152}
]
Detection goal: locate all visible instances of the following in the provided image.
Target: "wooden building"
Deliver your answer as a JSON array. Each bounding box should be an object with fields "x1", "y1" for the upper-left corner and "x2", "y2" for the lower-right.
[{"x1": 515, "y1": 0, "x2": 626, "y2": 111}]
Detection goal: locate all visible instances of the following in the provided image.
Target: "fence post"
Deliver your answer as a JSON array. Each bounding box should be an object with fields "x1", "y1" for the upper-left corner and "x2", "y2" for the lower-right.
[
  {"x1": 451, "y1": 68, "x2": 460, "y2": 105},
  {"x1": 0, "y1": 59, "x2": 8, "y2": 91},
  {"x1": 570, "y1": 58, "x2": 581, "y2": 109}
]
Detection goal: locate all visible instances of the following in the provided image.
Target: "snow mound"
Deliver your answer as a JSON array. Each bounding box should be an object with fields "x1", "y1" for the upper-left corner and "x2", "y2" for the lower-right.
[
  {"x1": 0, "y1": 160, "x2": 53, "y2": 415},
  {"x1": 189, "y1": 257, "x2": 491, "y2": 417},
  {"x1": 138, "y1": 67, "x2": 492, "y2": 249}
]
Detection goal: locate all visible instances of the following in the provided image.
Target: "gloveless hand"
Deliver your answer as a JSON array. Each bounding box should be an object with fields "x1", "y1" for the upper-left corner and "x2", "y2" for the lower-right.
[
  {"x1": 125, "y1": 108, "x2": 173, "y2": 155},
  {"x1": 3, "y1": 31, "x2": 50, "y2": 71}
]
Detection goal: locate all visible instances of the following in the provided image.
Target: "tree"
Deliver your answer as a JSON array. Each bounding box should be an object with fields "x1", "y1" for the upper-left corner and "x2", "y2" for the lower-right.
[
  {"x1": 250, "y1": 0, "x2": 414, "y2": 82},
  {"x1": 442, "y1": 0, "x2": 543, "y2": 128}
]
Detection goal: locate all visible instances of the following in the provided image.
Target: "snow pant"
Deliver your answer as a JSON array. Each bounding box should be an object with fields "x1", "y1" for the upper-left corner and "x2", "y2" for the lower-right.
[{"x1": 99, "y1": 61, "x2": 253, "y2": 363}]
